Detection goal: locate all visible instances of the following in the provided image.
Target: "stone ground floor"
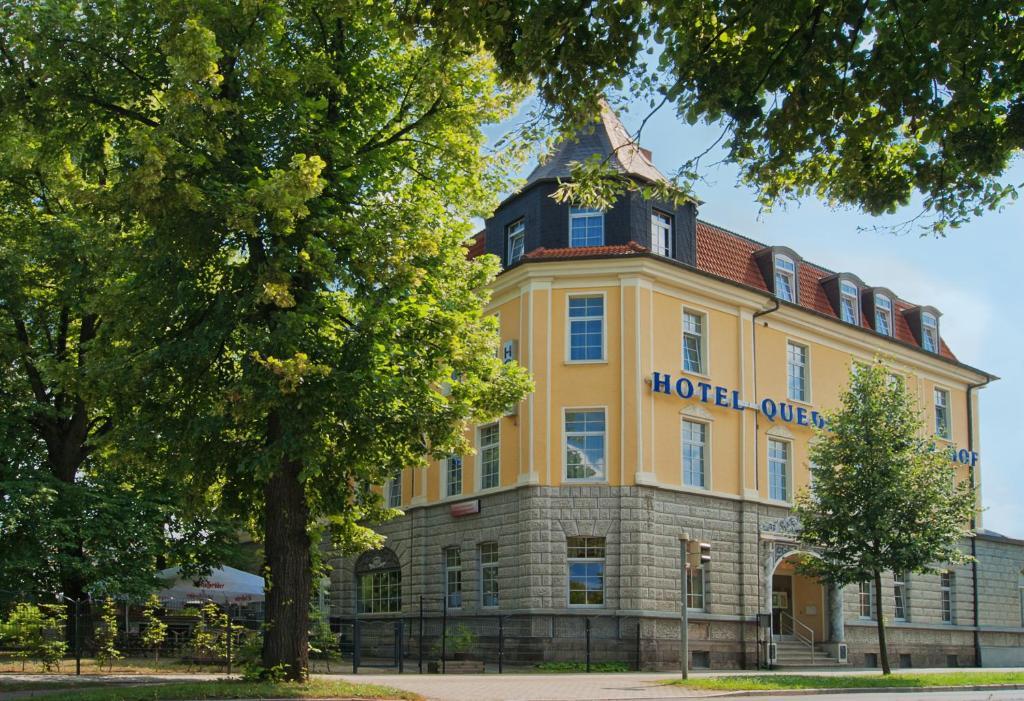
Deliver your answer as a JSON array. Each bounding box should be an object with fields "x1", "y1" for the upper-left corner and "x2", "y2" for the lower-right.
[{"x1": 328, "y1": 485, "x2": 1024, "y2": 669}]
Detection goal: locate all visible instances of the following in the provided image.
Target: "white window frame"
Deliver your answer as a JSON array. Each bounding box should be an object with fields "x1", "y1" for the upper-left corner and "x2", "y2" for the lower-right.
[
  {"x1": 859, "y1": 581, "x2": 876, "y2": 620},
  {"x1": 687, "y1": 564, "x2": 707, "y2": 611},
  {"x1": 768, "y1": 438, "x2": 791, "y2": 502},
  {"x1": 444, "y1": 547, "x2": 463, "y2": 609},
  {"x1": 387, "y1": 475, "x2": 402, "y2": 508},
  {"x1": 506, "y1": 218, "x2": 525, "y2": 265},
  {"x1": 682, "y1": 308, "x2": 708, "y2": 376},
  {"x1": 477, "y1": 423, "x2": 500, "y2": 491},
  {"x1": 839, "y1": 280, "x2": 859, "y2": 325},
  {"x1": 774, "y1": 255, "x2": 796, "y2": 302},
  {"x1": 786, "y1": 341, "x2": 810, "y2": 403},
  {"x1": 940, "y1": 571, "x2": 953, "y2": 623},
  {"x1": 922, "y1": 312, "x2": 938, "y2": 353},
  {"x1": 875, "y1": 294, "x2": 893, "y2": 336},
  {"x1": 681, "y1": 419, "x2": 709, "y2": 489},
  {"x1": 566, "y1": 536, "x2": 606, "y2": 608},
  {"x1": 894, "y1": 572, "x2": 908, "y2": 622},
  {"x1": 563, "y1": 407, "x2": 607, "y2": 483},
  {"x1": 480, "y1": 542, "x2": 499, "y2": 608},
  {"x1": 444, "y1": 455, "x2": 463, "y2": 498},
  {"x1": 651, "y1": 210, "x2": 672, "y2": 257},
  {"x1": 1018, "y1": 569, "x2": 1023, "y2": 627},
  {"x1": 565, "y1": 292, "x2": 606, "y2": 363},
  {"x1": 569, "y1": 207, "x2": 604, "y2": 247},
  {"x1": 934, "y1": 387, "x2": 952, "y2": 440}
]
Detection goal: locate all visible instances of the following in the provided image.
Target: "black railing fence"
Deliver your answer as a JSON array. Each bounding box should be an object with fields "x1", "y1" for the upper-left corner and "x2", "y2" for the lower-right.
[
  {"x1": 0, "y1": 590, "x2": 260, "y2": 675},
  {"x1": 333, "y1": 596, "x2": 644, "y2": 674}
]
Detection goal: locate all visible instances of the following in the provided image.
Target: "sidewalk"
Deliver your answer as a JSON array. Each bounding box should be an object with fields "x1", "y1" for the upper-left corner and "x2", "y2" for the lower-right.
[{"x1": 329, "y1": 668, "x2": 1024, "y2": 701}]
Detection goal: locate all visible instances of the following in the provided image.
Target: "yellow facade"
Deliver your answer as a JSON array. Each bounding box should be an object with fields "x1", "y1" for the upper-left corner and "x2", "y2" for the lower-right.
[{"x1": 397, "y1": 257, "x2": 986, "y2": 516}]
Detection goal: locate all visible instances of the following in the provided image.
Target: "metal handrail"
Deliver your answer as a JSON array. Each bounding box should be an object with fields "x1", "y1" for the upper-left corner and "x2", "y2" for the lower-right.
[{"x1": 776, "y1": 610, "x2": 814, "y2": 663}]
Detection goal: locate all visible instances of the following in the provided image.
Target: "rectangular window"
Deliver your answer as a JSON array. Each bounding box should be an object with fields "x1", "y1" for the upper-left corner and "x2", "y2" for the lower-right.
[
  {"x1": 859, "y1": 581, "x2": 875, "y2": 620},
  {"x1": 568, "y1": 295, "x2": 604, "y2": 361},
  {"x1": 840, "y1": 280, "x2": 859, "y2": 324},
  {"x1": 775, "y1": 255, "x2": 796, "y2": 302},
  {"x1": 875, "y1": 295, "x2": 893, "y2": 336},
  {"x1": 357, "y1": 571, "x2": 402, "y2": 613},
  {"x1": 894, "y1": 572, "x2": 908, "y2": 622},
  {"x1": 565, "y1": 410, "x2": 606, "y2": 481},
  {"x1": 940, "y1": 571, "x2": 953, "y2": 623},
  {"x1": 651, "y1": 211, "x2": 672, "y2": 257},
  {"x1": 567, "y1": 536, "x2": 605, "y2": 606},
  {"x1": 445, "y1": 547, "x2": 463, "y2": 608},
  {"x1": 479, "y1": 423, "x2": 500, "y2": 490},
  {"x1": 768, "y1": 439, "x2": 790, "y2": 502},
  {"x1": 387, "y1": 476, "x2": 402, "y2": 508},
  {"x1": 445, "y1": 455, "x2": 463, "y2": 497},
  {"x1": 506, "y1": 219, "x2": 525, "y2": 265},
  {"x1": 682, "y1": 310, "x2": 705, "y2": 374},
  {"x1": 922, "y1": 312, "x2": 938, "y2": 352},
  {"x1": 787, "y1": 342, "x2": 809, "y2": 402},
  {"x1": 480, "y1": 542, "x2": 499, "y2": 608},
  {"x1": 934, "y1": 389, "x2": 951, "y2": 440},
  {"x1": 682, "y1": 420, "x2": 707, "y2": 488},
  {"x1": 687, "y1": 565, "x2": 706, "y2": 610},
  {"x1": 569, "y1": 207, "x2": 604, "y2": 247}
]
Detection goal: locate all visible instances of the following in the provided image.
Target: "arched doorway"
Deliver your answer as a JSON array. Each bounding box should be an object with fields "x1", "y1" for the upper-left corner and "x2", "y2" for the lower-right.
[{"x1": 770, "y1": 552, "x2": 827, "y2": 643}]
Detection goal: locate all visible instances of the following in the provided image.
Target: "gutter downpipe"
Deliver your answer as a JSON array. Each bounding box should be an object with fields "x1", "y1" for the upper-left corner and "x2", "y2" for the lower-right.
[
  {"x1": 966, "y1": 375, "x2": 992, "y2": 668},
  {"x1": 750, "y1": 297, "x2": 781, "y2": 668}
]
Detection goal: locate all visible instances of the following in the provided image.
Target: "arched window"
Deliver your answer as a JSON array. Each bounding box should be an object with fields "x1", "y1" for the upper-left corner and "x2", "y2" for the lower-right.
[{"x1": 355, "y1": 548, "x2": 402, "y2": 613}]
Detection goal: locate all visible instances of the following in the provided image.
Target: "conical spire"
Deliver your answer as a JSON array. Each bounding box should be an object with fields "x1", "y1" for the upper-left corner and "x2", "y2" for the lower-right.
[{"x1": 524, "y1": 101, "x2": 666, "y2": 187}]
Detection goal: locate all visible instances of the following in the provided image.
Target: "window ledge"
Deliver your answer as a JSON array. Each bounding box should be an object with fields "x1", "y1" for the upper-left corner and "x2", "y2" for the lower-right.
[{"x1": 564, "y1": 359, "x2": 608, "y2": 365}]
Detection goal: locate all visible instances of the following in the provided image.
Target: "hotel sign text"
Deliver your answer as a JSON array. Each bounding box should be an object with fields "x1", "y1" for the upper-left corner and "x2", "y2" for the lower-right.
[{"x1": 649, "y1": 371, "x2": 979, "y2": 467}]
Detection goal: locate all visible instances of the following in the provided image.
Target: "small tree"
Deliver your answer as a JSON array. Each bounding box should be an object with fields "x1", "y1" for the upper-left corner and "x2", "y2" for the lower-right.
[
  {"x1": 94, "y1": 597, "x2": 123, "y2": 672},
  {"x1": 141, "y1": 595, "x2": 168, "y2": 665},
  {"x1": 2, "y1": 603, "x2": 67, "y2": 672},
  {"x1": 794, "y1": 361, "x2": 977, "y2": 674},
  {"x1": 308, "y1": 606, "x2": 339, "y2": 673}
]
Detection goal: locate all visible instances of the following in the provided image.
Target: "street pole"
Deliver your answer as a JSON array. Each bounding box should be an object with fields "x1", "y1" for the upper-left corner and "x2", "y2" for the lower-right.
[{"x1": 679, "y1": 533, "x2": 689, "y2": 680}]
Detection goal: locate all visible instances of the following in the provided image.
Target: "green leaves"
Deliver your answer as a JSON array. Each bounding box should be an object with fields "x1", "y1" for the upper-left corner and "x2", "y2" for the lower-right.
[
  {"x1": 794, "y1": 360, "x2": 977, "y2": 587},
  {"x1": 425, "y1": 0, "x2": 1024, "y2": 233}
]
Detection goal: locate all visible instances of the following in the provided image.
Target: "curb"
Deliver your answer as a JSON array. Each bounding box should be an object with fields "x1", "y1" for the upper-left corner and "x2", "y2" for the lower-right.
[{"x1": 719, "y1": 683, "x2": 1024, "y2": 696}]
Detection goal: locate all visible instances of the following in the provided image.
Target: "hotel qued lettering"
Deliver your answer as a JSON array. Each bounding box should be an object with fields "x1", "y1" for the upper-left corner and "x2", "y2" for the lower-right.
[{"x1": 329, "y1": 105, "x2": 1024, "y2": 670}]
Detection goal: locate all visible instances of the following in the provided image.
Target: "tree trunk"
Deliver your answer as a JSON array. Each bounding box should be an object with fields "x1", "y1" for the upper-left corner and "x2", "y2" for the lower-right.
[
  {"x1": 873, "y1": 570, "x2": 891, "y2": 674},
  {"x1": 261, "y1": 445, "x2": 312, "y2": 681}
]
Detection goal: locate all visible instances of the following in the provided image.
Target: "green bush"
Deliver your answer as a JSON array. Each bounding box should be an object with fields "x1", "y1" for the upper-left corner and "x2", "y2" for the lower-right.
[{"x1": 0, "y1": 603, "x2": 67, "y2": 672}]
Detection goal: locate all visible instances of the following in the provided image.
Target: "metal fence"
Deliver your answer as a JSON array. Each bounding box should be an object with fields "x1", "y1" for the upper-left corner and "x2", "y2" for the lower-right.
[
  {"x1": 0, "y1": 591, "x2": 259, "y2": 675},
  {"x1": 333, "y1": 596, "x2": 643, "y2": 674}
]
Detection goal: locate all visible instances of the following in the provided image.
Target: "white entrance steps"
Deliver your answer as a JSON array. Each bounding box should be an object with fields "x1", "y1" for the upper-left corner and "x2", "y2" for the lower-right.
[{"x1": 773, "y1": 639, "x2": 848, "y2": 669}]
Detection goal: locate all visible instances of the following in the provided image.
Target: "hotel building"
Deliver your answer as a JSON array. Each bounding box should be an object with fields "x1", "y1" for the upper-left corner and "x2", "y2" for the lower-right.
[{"x1": 329, "y1": 107, "x2": 1024, "y2": 669}]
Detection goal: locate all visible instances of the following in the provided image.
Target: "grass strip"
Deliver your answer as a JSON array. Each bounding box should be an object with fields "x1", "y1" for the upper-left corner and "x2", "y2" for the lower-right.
[
  {"x1": 23, "y1": 678, "x2": 419, "y2": 701},
  {"x1": 664, "y1": 671, "x2": 1024, "y2": 691}
]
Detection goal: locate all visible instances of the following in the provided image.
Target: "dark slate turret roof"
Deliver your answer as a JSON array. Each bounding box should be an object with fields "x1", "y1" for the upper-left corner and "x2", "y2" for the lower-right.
[{"x1": 524, "y1": 101, "x2": 667, "y2": 187}]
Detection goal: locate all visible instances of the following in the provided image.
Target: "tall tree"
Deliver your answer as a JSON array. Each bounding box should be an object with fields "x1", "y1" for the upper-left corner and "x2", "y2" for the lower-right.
[
  {"x1": 426, "y1": 0, "x2": 1024, "y2": 232},
  {"x1": 793, "y1": 362, "x2": 976, "y2": 674},
  {"x1": 0, "y1": 115, "x2": 235, "y2": 601},
  {"x1": 1, "y1": 0, "x2": 531, "y2": 679}
]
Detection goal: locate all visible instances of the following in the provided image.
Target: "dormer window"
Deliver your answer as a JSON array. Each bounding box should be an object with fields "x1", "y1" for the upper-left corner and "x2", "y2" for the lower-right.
[
  {"x1": 569, "y1": 207, "x2": 604, "y2": 247},
  {"x1": 651, "y1": 211, "x2": 672, "y2": 257},
  {"x1": 875, "y1": 294, "x2": 893, "y2": 336},
  {"x1": 922, "y1": 312, "x2": 938, "y2": 352},
  {"x1": 506, "y1": 219, "x2": 525, "y2": 265},
  {"x1": 774, "y1": 255, "x2": 796, "y2": 302},
  {"x1": 839, "y1": 280, "x2": 859, "y2": 324}
]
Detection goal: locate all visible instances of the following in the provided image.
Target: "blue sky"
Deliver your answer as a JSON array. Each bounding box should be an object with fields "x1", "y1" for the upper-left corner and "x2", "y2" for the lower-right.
[{"x1": 490, "y1": 100, "x2": 1023, "y2": 537}]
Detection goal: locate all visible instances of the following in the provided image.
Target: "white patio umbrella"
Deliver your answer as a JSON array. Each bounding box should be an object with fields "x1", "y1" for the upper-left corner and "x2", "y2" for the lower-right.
[{"x1": 155, "y1": 566, "x2": 265, "y2": 609}]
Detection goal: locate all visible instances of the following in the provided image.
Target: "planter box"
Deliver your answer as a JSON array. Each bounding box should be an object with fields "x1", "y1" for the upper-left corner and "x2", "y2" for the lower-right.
[{"x1": 427, "y1": 659, "x2": 485, "y2": 674}]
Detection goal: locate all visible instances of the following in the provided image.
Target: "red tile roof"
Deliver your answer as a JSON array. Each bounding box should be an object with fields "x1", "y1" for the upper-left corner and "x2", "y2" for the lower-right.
[
  {"x1": 525, "y1": 241, "x2": 649, "y2": 260},
  {"x1": 466, "y1": 231, "x2": 486, "y2": 259},
  {"x1": 475, "y1": 221, "x2": 959, "y2": 361}
]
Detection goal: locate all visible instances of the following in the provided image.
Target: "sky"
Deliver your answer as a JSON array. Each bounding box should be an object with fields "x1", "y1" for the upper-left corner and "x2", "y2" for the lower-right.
[{"x1": 489, "y1": 100, "x2": 1023, "y2": 537}]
